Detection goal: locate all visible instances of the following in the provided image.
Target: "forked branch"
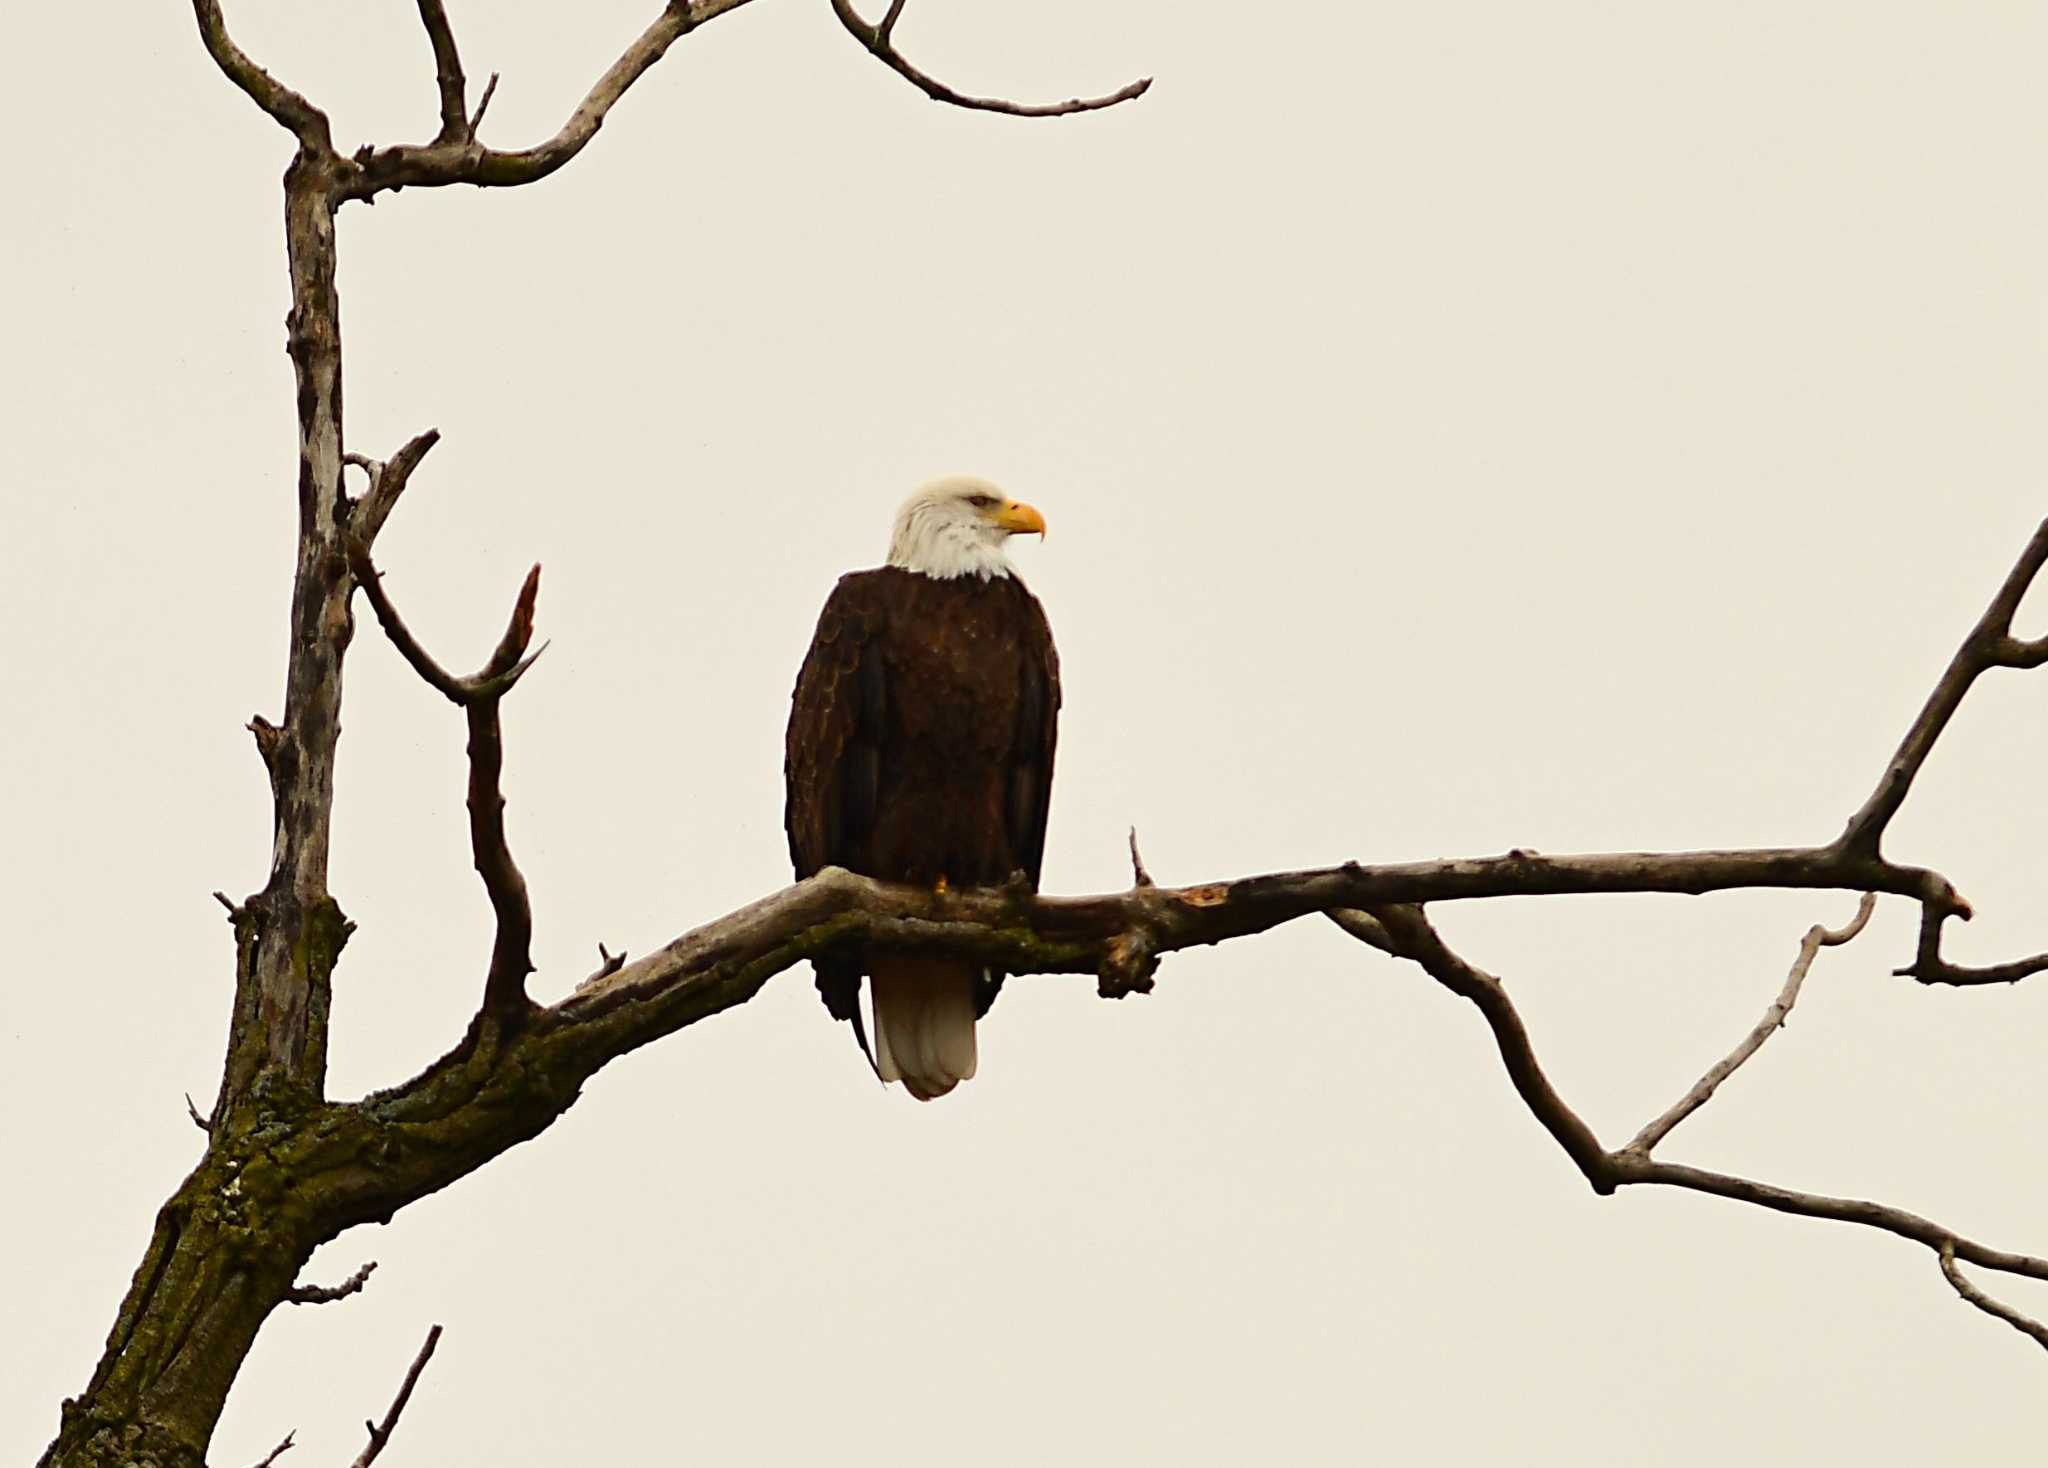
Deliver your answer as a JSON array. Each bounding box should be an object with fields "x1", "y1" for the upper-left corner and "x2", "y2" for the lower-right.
[
  {"x1": 191, "y1": 0, "x2": 331, "y2": 149},
  {"x1": 1839, "y1": 517, "x2": 2048, "y2": 858},
  {"x1": 340, "y1": 1, "x2": 761, "y2": 201},
  {"x1": 1941, "y1": 1242, "x2": 2048, "y2": 1352},
  {"x1": 1329, "y1": 898, "x2": 2048, "y2": 1354},
  {"x1": 348, "y1": 500, "x2": 544, "y2": 1024},
  {"x1": 1896, "y1": 904, "x2": 2048, "y2": 987},
  {"x1": 195, "y1": 0, "x2": 1152, "y2": 205}
]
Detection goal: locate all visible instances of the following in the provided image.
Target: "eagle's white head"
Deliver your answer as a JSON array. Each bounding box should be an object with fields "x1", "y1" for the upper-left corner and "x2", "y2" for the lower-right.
[{"x1": 887, "y1": 475, "x2": 1047, "y2": 581}]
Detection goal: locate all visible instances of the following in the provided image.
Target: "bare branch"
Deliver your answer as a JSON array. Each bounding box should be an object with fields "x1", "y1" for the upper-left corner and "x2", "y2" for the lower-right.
[
  {"x1": 296, "y1": 848, "x2": 2048, "y2": 1323},
  {"x1": 1127, "y1": 827, "x2": 1154, "y2": 887},
  {"x1": 1998, "y1": 633, "x2": 2048, "y2": 668},
  {"x1": 349, "y1": 558, "x2": 543, "y2": 1021},
  {"x1": 341, "y1": 1, "x2": 762, "y2": 203},
  {"x1": 246, "y1": 714, "x2": 283, "y2": 768},
  {"x1": 1363, "y1": 904, "x2": 1619, "y2": 1189},
  {"x1": 189, "y1": 1, "x2": 332, "y2": 150},
  {"x1": 468, "y1": 573, "x2": 543, "y2": 1021},
  {"x1": 348, "y1": 559, "x2": 468, "y2": 701},
  {"x1": 284, "y1": 1259, "x2": 377, "y2": 1305},
  {"x1": 246, "y1": 1430, "x2": 295, "y2": 1468},
  {"x1": 555, "y1": 852, "x2": 1938, "y2": 1031},
  {"x1": 415, "y1": 0, "x2": 471, "y2": 142},
  {"x1": 829, "y1": 0, "x2": 1152, "y2": 117},
  {"x1": 1894, "y1": 904, "x2": 2048, "y2": 987},
  {"x1": 876, "y1": 0, "x2": 909, "y2": 47},
  {"x1": 1329, "y1": 897, "x2": 2048, "y2": 1314},
  {"x1": 1623, "y1": 892, "x2": 1876, "y2": 1155},
  {"x1": 1941, "y1": 1241, "x2": 2048, "y2": 1352},
  {"x1": 470, "y1": 73, "x2": 501, "y2": 135},
  {"x1": 345, "y1": 430, "x2": 441, "y2": 552},
  {"x1": 1614, "y1": 1156, "x2": 2048, "y2": 1282},
  {"x1": 1840, "y1": 516, "x2": 2048, "y2": 857},
  {"x1": 185, "y1": 1092, "x2": 210, "y2": 1133},
  {"x1": 349, "y1": 1325, "x2": 443, "y2": 1468}
]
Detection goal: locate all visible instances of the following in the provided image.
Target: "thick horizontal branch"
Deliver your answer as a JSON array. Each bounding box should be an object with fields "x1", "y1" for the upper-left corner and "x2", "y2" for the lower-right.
[
  {"x1": 290, "y1": 846, "x2": 1945, "y2": 1233},
  {"x1": 339, "y1": 0, "x2": 759, "y2": 202},
  {"x1": 191, "y1": 0, "x2": 332, "y2": 149},
  {"x1": 829, "y1": 0, "x2": 1152, "y2": 117},
  {"x1": 542, "y1": 840, "x2": 1956, "y2": 1083}
]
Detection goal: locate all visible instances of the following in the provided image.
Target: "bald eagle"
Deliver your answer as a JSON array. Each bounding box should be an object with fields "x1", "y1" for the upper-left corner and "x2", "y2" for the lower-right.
[{"x1": 785, "y1": 477, "x2": 1060, "y2": 1100}]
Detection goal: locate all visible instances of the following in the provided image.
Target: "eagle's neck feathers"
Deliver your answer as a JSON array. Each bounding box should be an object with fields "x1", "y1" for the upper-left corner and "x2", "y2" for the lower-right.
[{"x1": 886, "y1": 503, "x2": 1015, "y2": 581}]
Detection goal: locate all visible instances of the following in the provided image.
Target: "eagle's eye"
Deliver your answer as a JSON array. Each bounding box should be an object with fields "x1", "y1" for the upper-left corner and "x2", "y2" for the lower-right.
[{"x1": 966, "y1": 494, "x2": 998, "y2": 510}]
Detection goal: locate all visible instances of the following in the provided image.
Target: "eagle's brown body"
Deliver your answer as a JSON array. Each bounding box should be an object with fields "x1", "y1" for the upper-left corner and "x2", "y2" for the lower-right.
[{"x1": 785, "y1": 565, "x2": 1060, "y2": 1096}]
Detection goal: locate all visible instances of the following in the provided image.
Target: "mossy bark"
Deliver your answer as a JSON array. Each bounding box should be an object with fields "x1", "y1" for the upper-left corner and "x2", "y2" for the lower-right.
[{"x1": 39, "y1": 149, "x2": 358, "y2": 1468}]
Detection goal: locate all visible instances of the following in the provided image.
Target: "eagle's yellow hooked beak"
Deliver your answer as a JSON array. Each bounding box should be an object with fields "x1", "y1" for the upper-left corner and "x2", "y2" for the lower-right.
[{"x1": 993, "y1": 500, "x2": 1047, "y2": 538}]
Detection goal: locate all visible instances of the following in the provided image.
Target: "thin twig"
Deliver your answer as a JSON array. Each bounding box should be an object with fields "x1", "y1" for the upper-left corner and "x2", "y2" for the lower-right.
[
  {"x1": 1624, "y1": 892, "x2": 1876, "y2": 1155},
  {"x1": 285, "y1": 1259, "x2": 378, "y2": 1304},
  {"x1": 246, "y1": 1430, "x2": 295, "y2": 1468},
  {"x1": 1127, "y1": 827, "x2": 1154, "y2": 888},
  {"x1": 185, "y1": 1092, "x2": 211, "y2": 1132},
  {"x1": 828, "y1": 0, "x2": 1151, "y2": 117},
  {"x1": 1941, "y1": 1241, "x2": 2048, "y2": 1352},
  {"x1": 469, "y1": 72, "x2": 500, "y2": 135},
  {"x1": 350, "y1": 1324, "x2": 443, "y2": 1468},
  {"x1": 586, "y1": 942, "x2": 628, "y2": 983}
]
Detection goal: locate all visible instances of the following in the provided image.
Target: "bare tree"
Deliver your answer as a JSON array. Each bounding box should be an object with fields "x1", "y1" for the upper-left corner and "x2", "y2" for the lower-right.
[{"x1": 36, "y1": 4, "x2": 2048, "y2": 1465}]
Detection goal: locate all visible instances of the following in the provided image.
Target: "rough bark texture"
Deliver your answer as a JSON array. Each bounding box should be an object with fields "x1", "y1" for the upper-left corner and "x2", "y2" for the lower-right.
[{"x1": 38, "y1": 3, "x2": 2048, "y2": 1463}]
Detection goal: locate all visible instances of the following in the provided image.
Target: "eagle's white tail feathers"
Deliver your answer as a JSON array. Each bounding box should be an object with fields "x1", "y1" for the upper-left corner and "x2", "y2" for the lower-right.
[{"x1": 870, "y1": 958, "x2": 978, "y2": 1102}]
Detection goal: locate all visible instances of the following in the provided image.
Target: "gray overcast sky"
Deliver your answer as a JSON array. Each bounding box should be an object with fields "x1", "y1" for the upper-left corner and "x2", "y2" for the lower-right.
[{"x1": 6, "y1": 2, "x2": 2048, "y2": 1462}]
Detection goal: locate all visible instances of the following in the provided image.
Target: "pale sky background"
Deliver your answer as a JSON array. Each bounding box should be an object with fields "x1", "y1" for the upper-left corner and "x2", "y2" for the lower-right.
[{"x1": 6, "y1": 2, "x2": 2048, "y2": 1463}]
